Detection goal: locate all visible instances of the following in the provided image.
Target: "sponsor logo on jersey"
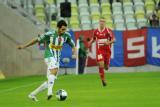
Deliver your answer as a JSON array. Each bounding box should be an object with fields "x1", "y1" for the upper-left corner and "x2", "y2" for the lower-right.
[
  {"x1": 49, "y1": 44, "x2": 62, "y2": 50},
  {"x1": 97, "y1": 39, "x2": 108, "y2": 45}
]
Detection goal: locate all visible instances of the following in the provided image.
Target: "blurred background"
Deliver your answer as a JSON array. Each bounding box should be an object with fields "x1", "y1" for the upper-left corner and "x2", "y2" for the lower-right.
[{"x1": 0, "y1": 0, "x2": 160, "y2": 78}]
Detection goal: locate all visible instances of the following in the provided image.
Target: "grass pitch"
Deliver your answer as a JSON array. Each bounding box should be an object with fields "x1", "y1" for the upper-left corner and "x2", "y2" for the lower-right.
[{"x1": 0, "y1": 72, "x2": 160, "y2": 107}]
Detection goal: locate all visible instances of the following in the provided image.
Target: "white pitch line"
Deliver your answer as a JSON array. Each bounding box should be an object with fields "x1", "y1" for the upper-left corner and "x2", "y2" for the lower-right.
[{"x1": 0, "y1": 81, "x2": 42, "y2": 94}]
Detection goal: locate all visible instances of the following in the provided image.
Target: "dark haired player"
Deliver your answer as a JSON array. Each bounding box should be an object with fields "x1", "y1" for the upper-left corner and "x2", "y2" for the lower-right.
[{"x1": 17, "y1": 20, "x2": 76, "y2": 101}]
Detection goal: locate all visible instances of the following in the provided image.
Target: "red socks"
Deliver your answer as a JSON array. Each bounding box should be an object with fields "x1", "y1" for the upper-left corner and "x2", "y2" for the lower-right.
[{"x1": 99, "y1": 67, "x2": 105, "y2": 81}]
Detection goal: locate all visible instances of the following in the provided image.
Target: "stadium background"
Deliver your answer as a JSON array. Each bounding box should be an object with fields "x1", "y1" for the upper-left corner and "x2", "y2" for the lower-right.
[
  {"x1": 0, "y1": 0, "x2": 160, "y2": 107},
  {"x1": 0, "y1": 0, "x2": 160, "y2": 77}
]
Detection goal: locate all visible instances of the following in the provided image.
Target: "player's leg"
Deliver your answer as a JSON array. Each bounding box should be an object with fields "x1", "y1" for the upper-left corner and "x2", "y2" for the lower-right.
[
  {"x1": 28, "y1": 81, "x2": 48, "y2": 101},
  {"x1": 104, "y1": 59, "x2": 110, "y2": 70},
  {"x1": 47, "y1": 68, "x2": 58, "y2": 100},
  {"x1": 28, "y1": 60, "x2": 51, "y2": 101},
  {"x1": 97, "y1": 54, "x2": 106, "y2": 86},
  {"x1": 78, "y1": 56, "x2": 86, "y2": 74},
  {"x1": 46, "y1": 57, "x2": 59, "y2": 100},
  {"x1": 104, "y1": 52, "x2": 111, "y2": 71},
  {"x1": 78, "y1": 56, "x2": 82, "y2": 74},
  {"x1": 81, "y1": 56, "x2": 87, "y2": 74},
  {"x1": 103, "y1": 53, "x2": 111, "y2": 86},
  {"x1": 98, "y1": 61, "x2": 107, "y2": 86}
]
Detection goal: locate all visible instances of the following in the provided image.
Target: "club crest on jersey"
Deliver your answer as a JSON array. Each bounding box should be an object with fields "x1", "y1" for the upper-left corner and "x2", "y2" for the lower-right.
[{"x1": 96, "y1": 32, "x2": 99, "y2": 35}]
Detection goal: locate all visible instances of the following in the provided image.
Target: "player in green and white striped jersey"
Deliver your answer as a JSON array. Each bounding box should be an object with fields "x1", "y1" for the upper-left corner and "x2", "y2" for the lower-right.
[{"x1": 17, "y1": 20, "x2": 76, "y2": 101}]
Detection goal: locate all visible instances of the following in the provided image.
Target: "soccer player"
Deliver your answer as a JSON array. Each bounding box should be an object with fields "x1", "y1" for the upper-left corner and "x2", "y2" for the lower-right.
[
  {"x1": 88, "y1": 17, "x2": 115, "y2": 86},
  {"x1": 17, "y1": 20, "x2": 76, "y2": 101}
]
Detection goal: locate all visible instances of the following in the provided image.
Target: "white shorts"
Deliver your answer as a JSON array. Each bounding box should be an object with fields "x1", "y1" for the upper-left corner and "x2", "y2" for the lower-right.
[
  {"x1": 45, "y1": 57, "x2": 59, "y2": 69},
  {"x1": 44, "y1": 57, "x2": 59, "y2": 78}
]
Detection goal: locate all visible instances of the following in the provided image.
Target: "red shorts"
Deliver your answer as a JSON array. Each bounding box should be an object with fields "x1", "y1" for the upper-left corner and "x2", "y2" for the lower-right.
[{"x1": 96, "y1": 50, "x2": 111, "y2": 67}]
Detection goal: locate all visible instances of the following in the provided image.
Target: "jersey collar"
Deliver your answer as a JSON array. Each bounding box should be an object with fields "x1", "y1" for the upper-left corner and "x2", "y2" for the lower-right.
[{"x1": 98, "y1": 27, "x2": 105, "y2": 33}]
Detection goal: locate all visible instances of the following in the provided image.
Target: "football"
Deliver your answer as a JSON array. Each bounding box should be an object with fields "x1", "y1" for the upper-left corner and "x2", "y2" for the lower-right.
[{"x1": 56, "y1": 89, "x2": 68, "y2": 101}]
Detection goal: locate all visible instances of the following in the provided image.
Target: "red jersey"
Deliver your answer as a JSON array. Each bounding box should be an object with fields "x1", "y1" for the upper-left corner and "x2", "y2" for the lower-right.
[{"x1": 93, "y1": 27, "x2": 114, "y2": 53}]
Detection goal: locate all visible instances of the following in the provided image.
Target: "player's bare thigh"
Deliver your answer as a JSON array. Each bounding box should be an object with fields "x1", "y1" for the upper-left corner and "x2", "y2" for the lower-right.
[
  {"x1": 97, "y1": 61, "x2": 105, "y2": 68},
  {"x1": 50, "y1": 68, "x2": 58, "y2": 75}
]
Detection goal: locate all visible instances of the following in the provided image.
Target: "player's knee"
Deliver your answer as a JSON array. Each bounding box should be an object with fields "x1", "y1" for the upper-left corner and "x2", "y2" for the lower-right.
[
  {"x1": 98, "y1": 62, "x2": 104, "y2": 68},
  {"x1": 105, "y1": 67, "x2": 108, "y2": 70},
  {"x1": 50, "y1": 68, "x2": 58, "y2": 75},
  {"x1": 99, "y1": 64, "x2": 104, "y2": 68}
]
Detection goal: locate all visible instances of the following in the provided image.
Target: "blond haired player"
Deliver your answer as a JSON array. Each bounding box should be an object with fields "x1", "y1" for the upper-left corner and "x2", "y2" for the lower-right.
[{"x1": 88, "y1": 17, "x2": 115, "y2": 86}]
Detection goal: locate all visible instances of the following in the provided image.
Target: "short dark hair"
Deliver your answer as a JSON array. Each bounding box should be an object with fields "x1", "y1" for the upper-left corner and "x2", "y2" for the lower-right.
[{"x1": 57, "y1": 20, "x2": 67, "y2": 28}]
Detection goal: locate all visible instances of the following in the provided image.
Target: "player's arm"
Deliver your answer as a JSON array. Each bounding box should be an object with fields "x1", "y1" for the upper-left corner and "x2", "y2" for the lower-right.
[
  {"x1": 68, "y1": 40, "x2": 77, "y2": 59},
  {"x1": 17, "y1": 38, "x2": 38, "y2": 50},
  {"x1": 72, "y1": 47, "x2": 77, "y2": 59},
  {"x1": 105, "y1": 38, "x2": 115, "y2": 45},
  {"x1": 17, "y1": 31, "x2": 49, "y2": 50},
  {"x1": 105, "y1": 29, "x2": 116, "y2": 45},
  {"x1": 88, "y1": 31, "x2": 96, "y2": 48},
  {"x1": 65, "y1": 33, "x2": 77, "y2": 59},
  {"x1": 87, "y1": 38, "x2": 95, "y2": 48}
]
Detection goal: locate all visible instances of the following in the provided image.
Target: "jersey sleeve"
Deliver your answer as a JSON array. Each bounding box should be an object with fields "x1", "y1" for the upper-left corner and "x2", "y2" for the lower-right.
[
  {"x1": 107, "y1": 28, "x2": 115, "y2": 40},
  {"x1": 37, "y1": 31, "x2": 52, "y2": 43},
  {"x1": 65, "y1": 32, "x2": 75, "y2": 48}
]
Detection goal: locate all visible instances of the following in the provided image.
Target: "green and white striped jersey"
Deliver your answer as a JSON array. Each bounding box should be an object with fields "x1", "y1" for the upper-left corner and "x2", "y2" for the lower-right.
[{"x1": 37, "y1": 30, "x2": 75, "y2": 59}]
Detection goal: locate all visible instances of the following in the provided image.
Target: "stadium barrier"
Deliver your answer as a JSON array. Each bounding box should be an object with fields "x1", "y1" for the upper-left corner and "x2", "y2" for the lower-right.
[{"x1": 59, "y1": 27, "x2": 160, "y2": 67}]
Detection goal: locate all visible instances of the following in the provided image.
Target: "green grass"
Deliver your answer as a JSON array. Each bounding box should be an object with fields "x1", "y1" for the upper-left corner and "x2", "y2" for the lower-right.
[{"x1": 0, "y1": 72, "x2": 160, "y2": 107}]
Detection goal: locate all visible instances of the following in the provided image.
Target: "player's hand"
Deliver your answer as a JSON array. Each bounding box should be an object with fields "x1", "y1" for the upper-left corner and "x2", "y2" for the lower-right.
[
  {"x1": 105, "y1": 41, "x2": 110, "y2": 45},
  {"x1": 72, "y1": 54, "x2": 77, "y2": 59},
  {"x1": 17, "y1": 45, "x2": 25, "y2": 50}
]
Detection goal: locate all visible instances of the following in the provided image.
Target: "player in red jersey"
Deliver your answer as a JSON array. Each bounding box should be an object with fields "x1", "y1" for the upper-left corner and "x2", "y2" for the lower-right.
[{"x1": 88, "y1": 17, "x2": 115, "y2": 86}]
